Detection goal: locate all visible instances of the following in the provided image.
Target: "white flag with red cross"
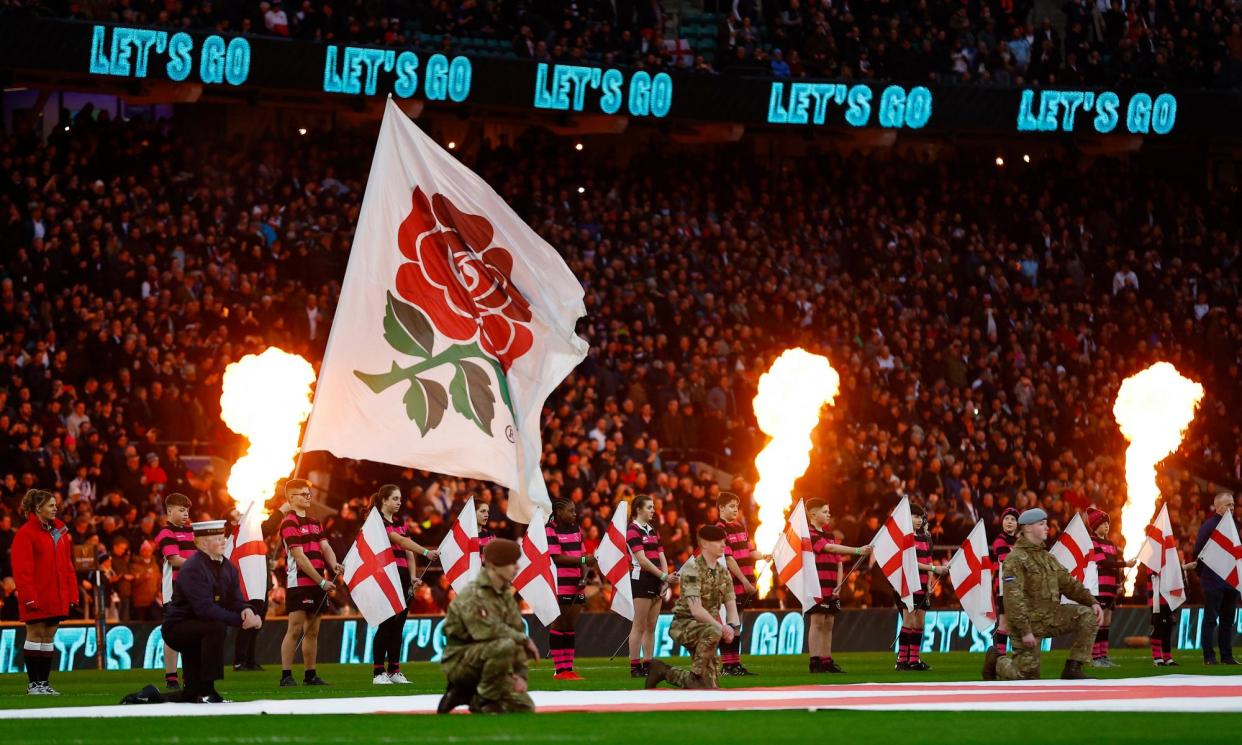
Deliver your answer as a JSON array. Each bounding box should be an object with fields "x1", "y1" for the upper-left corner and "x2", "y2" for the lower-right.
[
  {"x1": 1050, "y1": 512, "x2": 1099, "y2": 603},
  {"x1": 771, "y1": 500, "x2": 819, "y2": 612},
  {"x1": 1199, "y1": 510, "x2": 1242, "y2": 592},
  {"x1": 512, "y1": 508, "x2": 561, "y2": 626},
  {"x1": 300, "y1": 98, "x2": 589, "y2": 525},
  {"x1": 948, "y1": 521, "x2": 995, "y2": 632},
  {"x1": 873, "y1": 497, "x2": 920, "y2": 612},
  {"x1": 224, "y1": 503, "x2": 268, "y2": 603},
  {"x1": 1138, "y1": 504, "x2": 1186, "y2": 610},
  {"x1": 594, "y1": 500, "x2": 633, "y2": 621},
  {"x1": 343, "y1": 507, "x2": 405, "y2": 627},
  {"x1": 438, "y1": 497, "x2": 482, "y2": 594}
]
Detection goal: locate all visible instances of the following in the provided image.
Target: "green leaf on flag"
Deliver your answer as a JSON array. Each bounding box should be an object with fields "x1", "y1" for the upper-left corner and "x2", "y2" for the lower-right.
[
  {"x1": 402, "y1": 375, "x2": 450, "y2": 436},
  {"x1": 383, "y1": 291, "x2": 435, "y2": 358},
  {"x1": 449, "y1": 359, "x2": 496, "y2": 436}
]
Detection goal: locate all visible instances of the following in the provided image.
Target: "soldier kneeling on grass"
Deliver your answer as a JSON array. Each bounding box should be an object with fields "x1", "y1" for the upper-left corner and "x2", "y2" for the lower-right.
[
  {"x1": 646, "y1": 524, "x2": 741, "y2": 689},
  {"x1": 984, "y1": 508, "x2": 1104, "y2": 682},
  {"x1": 438, "y1": 539, "x2": 538, "y2": 714}
]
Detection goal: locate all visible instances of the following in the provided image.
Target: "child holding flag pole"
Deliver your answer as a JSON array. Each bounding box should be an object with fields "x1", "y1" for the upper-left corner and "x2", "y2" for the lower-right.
[
  {"x1": 370, "y1": 485, "x2": 438, "y2": 684},
  {"x1": 895, "y1": 504, "x2": 948, "y2": 671},
  {"x1": 806, "y1": 498, "x2": 871, "y2": 673}
]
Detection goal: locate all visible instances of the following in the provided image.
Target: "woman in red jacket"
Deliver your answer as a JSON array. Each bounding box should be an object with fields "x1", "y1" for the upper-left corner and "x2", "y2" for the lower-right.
[{"x1": 11, "y1": 489, "x2": 78, "y2": 695}]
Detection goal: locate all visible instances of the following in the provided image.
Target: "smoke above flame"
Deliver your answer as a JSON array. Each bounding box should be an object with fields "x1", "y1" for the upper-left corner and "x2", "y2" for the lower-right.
[
  {"x1": 220, "y1": 347, "x2": 317, "y2": 519},
  {"x1": 751, "y1": 348, "x2": 841, "y2": 596},
  {"x1": 1112, "y1": 361, "x2": 1204, "y2": 592}
]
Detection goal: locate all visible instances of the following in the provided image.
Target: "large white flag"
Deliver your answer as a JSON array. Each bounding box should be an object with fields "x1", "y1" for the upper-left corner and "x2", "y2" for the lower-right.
[
  {"x1": 874, "y1": 497, "x2": 920, "y2": 612},
  {"x1": 1050, "y1": 513, "x2": 1099, "y2": 603},
  {"x1": 512, "y1": 508, "x2": 561, "y2": 626},
  {"x1": 948, "y1": 522, "x2": 996, "y2": 632},
  {"x1": 343, "y1": 507, "x2": 406, "y2": 627},
  {"x1": 1138, "y1": 504, "x2": 1186, "y2": 610},
  {"x1": 771, "y1": 500, "x2": 819, "y2": 612},
  {"x1": 301, "y1": 98, "x2": 589, "y2": 523},
  {"x1": 225, "y1": 503, "x2": 268, "y2": 603},
  {"x1": 594, "y1": 500, "x2": 633, "y2": 621},
  {"x1": 1199, "y1": 511, "x2": 1242, "y2": 592},
  {"x1": 438, "y1": 497, "x2": 481, "y2": 594}
]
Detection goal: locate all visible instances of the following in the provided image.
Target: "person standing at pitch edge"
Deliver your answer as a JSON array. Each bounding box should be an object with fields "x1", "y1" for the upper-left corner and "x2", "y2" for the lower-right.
[
  {"x1": 162, "y1": 519, "x2": 263, "y2": 703},
  {"x1": 11, "y1": 489, "x2": 77, "y2": 695},
  {"x1": 645, "y1": 524, "x2": 741, "y2": 689},
  {"x1": 438, "y1": 539, "x2": 539, "y2": 714},
  {"x1": 1193, "y1": 492, "x2": 1240, "y2": 665},
  {"x1": 279, "y1": 479, "x2": 344, "y2": 687},
  {"x1": 984, "y1": 508, "x2": 1103, "y2": 681},
  {"x1": 716, "y1": 492, "x2": 768, "y2": 676}
]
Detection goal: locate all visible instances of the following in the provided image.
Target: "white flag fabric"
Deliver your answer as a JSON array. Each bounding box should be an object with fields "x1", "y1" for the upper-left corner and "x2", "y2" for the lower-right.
[
  {"x1": 1050, "y1": 513, "x2": 1099, "y2": 603},
  {"x1": 512, "y1": 508, "x2": 561, "y2": 626},
  {"x1": 1199, "y1": 511, "x2": 1242, "y2": 592},
  {"x1": 873, "y1": 497, "x2": 919, "y2": 612},
  {"x1": 438, "y1": 497, "x2": 481, "y2": 594},
  {"x1": 300, "y1": 98, "x2": 589, "y2": 524},
  {"x1": 1137, "y1": 504, "x2": 1186, "y2": 610},
  {"x1": 343, "y1": 507, "x2": 406, "y2": 627},
  {"x1": 225, "y1": 503, "x2": 269, "y2": 603},
  {"x1": 948, "y1": 521, "x2": 996, "y2": 632},
  {"x1": 594, "y1": 500, "x2": 633, "y2": 621},
  {"x1": 771, "y1": 500, "x2": 819, "y2": 612}
]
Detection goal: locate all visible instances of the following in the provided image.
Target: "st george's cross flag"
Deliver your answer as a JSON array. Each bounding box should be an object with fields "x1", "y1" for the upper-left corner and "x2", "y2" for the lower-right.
[
  {"x1": 1138, "y1": 504, "x2": 1186, "y2": 611},
  {"x1": 771, "y1": 500, "x2": 820, "y2": 612},
  {"x1": 1199, "y1": 508, "x2": 1242, "y2": 592},
  {"x1": 300, "y1": 98, "x2": 589, "y2": 524},
  {"x1": 594, "y1": 500, "x2": 633, "y2": 621},
  {"x1": 343, "y1": 508, "x2": 406, "y2": 626},
  {"x1": 1050, "y1": 513, "x2": 1099, "y2": 603},
  {"x1": 438, "y1": 497, "x2": 482, "y2": 594},
  {"x1": 224, "y1": 503, "x2": 268, "y2": 603},
  {"x1": 948, "y1": 521, "x2": 996, "y2": 632},
  {"x1": 873, "y1": 497, "x2": 920, "y2": 612},
  {"x1": 512, "y1": 508, "x2": 561, "y2": 626}
]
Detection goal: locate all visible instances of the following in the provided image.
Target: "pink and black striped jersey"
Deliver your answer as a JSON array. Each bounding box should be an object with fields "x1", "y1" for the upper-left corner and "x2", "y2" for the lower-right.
[
  {"x1": 626, "y1": 521, "x2": 663, "y2": 576},
  {"x1": 991, "y1": 532, "x2": 1016, "y2": 595},
  {"x1": 155, "y1": 522, "x2": 195, "y2": 601},
  {"x1": 383, "y1": 514, "x2": 410, "y2": 570},
  {"x1": 545, "y1": 520, "x2": 585, "y2": 598},
  {"x1": 1092, "y1": 535, "x2": 1124, "y2": 601},
  {"x1": 914, "y1": 529, "x2": 932, "y2": 592},
  {"x1": 809, "y1": 526, "x2": 842, "y2": 601},
  {"x1": 717, "y1": 519, "x2": 756, "y2": 594},
  {"x1": 477, "y1": 527, "x2": 496, "y2": 557},
  {"x1": 281, "y1": 512, "x2": 327, "y2": 588}
]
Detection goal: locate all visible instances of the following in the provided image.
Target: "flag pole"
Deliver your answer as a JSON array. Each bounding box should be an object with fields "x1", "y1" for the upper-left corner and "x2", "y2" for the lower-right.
[{"x1": 832, "y1": 537, "x2": 875, "y2": 598}]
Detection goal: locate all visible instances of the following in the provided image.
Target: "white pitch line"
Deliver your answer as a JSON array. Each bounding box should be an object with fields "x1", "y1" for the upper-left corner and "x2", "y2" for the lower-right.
[{"x1": 5, "y1": 676, "x2": 1241, "y2": 719}]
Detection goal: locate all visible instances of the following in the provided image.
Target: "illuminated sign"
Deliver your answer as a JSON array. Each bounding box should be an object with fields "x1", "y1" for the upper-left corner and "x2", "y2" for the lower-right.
[
  {"x1": 1016, "y1": 89, "x2": 1177, "y2": 135},
  {"x1": 767, "y1": 83, "x2": 932, "y2": 129},
  {"x1": 323, "y1": 47, "x2": 472, "y2": 100},
  {"x1": 532, "y1": 64, "x2": 673, "y2": 118},
  {"x1": 89, "y1": 25, "x2": 251, "y2": 86}
]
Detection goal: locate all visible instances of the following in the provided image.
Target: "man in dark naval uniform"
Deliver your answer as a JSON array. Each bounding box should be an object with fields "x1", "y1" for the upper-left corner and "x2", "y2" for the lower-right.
[{"x1": 163, "y1": 519, "x2": 262, "y2": 703}]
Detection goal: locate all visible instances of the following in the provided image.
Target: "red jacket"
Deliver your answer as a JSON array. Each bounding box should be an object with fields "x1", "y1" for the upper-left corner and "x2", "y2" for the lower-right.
[{"x1": 12, "y1": 514, "x2": 79, "y2": 622}]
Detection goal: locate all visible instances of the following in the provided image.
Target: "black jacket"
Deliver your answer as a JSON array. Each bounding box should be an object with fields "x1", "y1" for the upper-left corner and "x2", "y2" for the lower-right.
[{"x1": 164, "y1": 550, "x2": 248, "y2": 626}]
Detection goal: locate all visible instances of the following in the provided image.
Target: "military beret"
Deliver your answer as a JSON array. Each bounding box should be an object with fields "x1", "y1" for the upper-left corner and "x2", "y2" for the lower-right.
[
  {"x1": 1018, "y1": 508, "x2": 1048, "y2": 526},
  {"x1": 483, "y1": 538, "x2": 521, "y2": 566},
  {"x1": 697, "y1": 524, "x2": 727, "y2": 541}
]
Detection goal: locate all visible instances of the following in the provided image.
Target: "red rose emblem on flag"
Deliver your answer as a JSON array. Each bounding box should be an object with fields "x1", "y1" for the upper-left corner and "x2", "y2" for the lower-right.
[{"x1": 395, "y1": 187, "x2": 533, "y2": 371}]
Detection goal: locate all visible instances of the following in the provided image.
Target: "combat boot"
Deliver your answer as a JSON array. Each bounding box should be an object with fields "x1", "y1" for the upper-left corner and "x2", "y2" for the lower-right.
[
  {"x1": 645, "y1": 660, "x2": 672, "y2": 689},
  {"x1": 982, "y1": 648, "x2": 999, "y2": 681},
  {"x1": 1061, "y1": 659, "x2": 1093, "y2": 680},
  {"x1": 437, "y1": 683, "x2": 475, "y2": 714}
]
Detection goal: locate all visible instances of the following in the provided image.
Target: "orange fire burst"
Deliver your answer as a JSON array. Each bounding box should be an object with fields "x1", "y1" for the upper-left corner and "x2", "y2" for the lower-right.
[
  {"x1": 751, "y1": 348, "x2": 841, "y2": 596},
  {"x1": 220, "y1": 347, "x2": 317, "y2": 519},
  {"x1": 1112, "y1": 361, "x2": 1204, "y2": 592}
]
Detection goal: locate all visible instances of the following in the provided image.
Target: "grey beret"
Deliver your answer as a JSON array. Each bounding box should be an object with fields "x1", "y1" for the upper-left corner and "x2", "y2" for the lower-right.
[{"x1": 1018, "y1": 508, "x2": 1048, "y2": 526}]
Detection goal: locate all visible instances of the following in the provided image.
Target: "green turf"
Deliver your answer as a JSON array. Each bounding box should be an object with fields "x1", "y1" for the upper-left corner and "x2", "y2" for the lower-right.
[{"x1": 0, "y1": 651, "x2": 1238, "y2": 744}]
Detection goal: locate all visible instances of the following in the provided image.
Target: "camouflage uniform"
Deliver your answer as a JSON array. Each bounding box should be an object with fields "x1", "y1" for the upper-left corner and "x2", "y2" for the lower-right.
[
  {"x1": 440, "y1": 573, "x2": 534, "y2": 712},
  {"x1": 665, "y1": 554, "x2": 737, "y2": 689},
  {"x1": 997, "y1": 535, "x2": 1099, "y2": 680}
]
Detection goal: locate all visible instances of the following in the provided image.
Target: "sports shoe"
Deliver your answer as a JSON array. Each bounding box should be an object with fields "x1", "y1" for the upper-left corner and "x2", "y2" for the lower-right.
[
  {"x1": 1221, "y1": 658, "x2": 1241, "y2": 665},
  {"x1": 907, "y1": 661, "x2": 931, "y2": 671},
  {"x1": 373, "y1": 673, "x2": 393, "y2": 685},
  {"x1": 304, "y1": 675, "x2": 329, "y2": 686},
  {"x1": 1091, "y1": 658, "x2": 1111, "y2": 668},
  {"x1": 823, "y1": 661, "x2": 845, "y2": 673},
  {"x1": 630, "y1": 666, "x2": 645, "y2": 678},
  {"x1": 164, "y1": 680, "x2": 181, "y2": 691},
  {"x1": 279, "y1": 675, "x2": 298, "y2": 687},
  {"x1": 894, "y1": 661, "x2": 911, "y2": 671},
  {"x1": 28, "y1": 682, "x2": 57, "y2": 695},
  {"x1": 202, "y1": 692, "x2": 232, "y2": 703},
  {"x1": 641, "y1": 662, "x2": 651, "y2": 677},
  {"x1": 387, "y1": 672, "x2": 411, "y2": 684},
  {"x1": 1163, "y1": 659, "x2": 1179, "y2": 667},
  {"x1": 733, "y1": 663, "x2": 756, "y2": 676},
  {"x1": 552, "y1": 671, "x2": 583, "y2": 681},
  {"x1": 721, "y1": 664, "x2": 741, "y2": 676},
  {"x1": 1153, "y1": 659, "x2": 1166, "y2": 667},
  {"x1": 1102, "y1": 657, "x2": 1120, "y2": 668}
]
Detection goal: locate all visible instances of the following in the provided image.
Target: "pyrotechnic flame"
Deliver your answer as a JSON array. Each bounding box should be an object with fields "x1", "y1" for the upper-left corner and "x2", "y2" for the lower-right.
[
  {"x1": 751, "y1": 348, "x2": 841, "y2": 596},
  {"x1": 220, "y1": 347, "x2": 317, "y2": 519},
  {"x1": 1112, "y1": 362, "x2": 1204, "y2": 593}
]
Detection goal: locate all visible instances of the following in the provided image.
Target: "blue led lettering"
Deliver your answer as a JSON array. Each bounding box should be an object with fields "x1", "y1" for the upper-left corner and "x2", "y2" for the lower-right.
[
  {"x1": 904, "y1": 86, "x2": 932, "y2": 128},
  {"x1": 749, "y1": 612, "x2": 780, "y2": 655},
  {"x1": 1016, "y1": 89, "x2": 1038, "y2": 131},
  {"x1": 0, "y1": 628, "x2": 16, "y2": 674},
  {"x1": 425, "y1": 54, "x2": 450, "y2": 101},
  {"x1": 1094, "y1": 92, "x2": 1120, "y2": 133},
  {"x1": 1150, "y1": 93, "x2": 1177, "y2": 135},
  {"x1": 143, "y1": 625, "x2": 166, "y2": 670},
  {"x1": 447, "y1": 56, "x2": 472, "y2": 102},
  {"x1": 648, "y1": 72, "x2": 672, "y2": 118},
  {"x1": 338, "y1": 620, "x2": 362, "y2": 664},
  {"x1": 199, "y1": 35, "x2": 226, "y2": 84},
  {"x1": 166, "y1": 32, "x2": 193, "y2": 81},
  {"x1": 600, "y1": 69, "x2": 624, "y2": 114},
  {"x1": 394, "y1": 51, "x2": 419, "y2": 98},
  {"x1": 1058, "y1": 91, "x2": 1085, "y2": 131},
  {"x1": 1127, "y1": 92, "x2": 1153, "y2": 133},
  {"x1": 628, "y1": 71, "x2": 651, "y2": 117},
  {"x1": 105, "y1": 625, "x2": 134, "y2": 670},
  {"x1": 844, "y1": 85, "x2": 871, "y2": 127},
  {"x1": 776, "y1": 610, "x2": 804, "y2": 654},
  {"x1": 224, "y1": 37, "x2": 250, "y2": 86}
]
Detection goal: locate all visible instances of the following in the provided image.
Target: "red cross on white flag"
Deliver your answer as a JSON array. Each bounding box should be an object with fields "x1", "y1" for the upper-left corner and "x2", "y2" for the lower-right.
[
  {"x1": 343, "y1": 507, "x2": 405, "y2": 627},
  {"x1": 438, "y1": 497, "x2": 482, "y2": 593}
]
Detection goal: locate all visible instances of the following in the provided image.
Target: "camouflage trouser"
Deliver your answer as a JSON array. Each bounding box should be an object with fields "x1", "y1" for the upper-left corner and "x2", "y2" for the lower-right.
[
  {"x1": 997, "y1": 604, "x2": 1098, "y2": 680},
  {"x1": 441, "y1": 638, "x2": 535, "y2": 712},
  {"x1": 666, "y1": 618, "x2": 723, "y2": 689}
]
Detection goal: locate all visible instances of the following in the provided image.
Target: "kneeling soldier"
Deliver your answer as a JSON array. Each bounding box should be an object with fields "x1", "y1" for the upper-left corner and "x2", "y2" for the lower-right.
[
  {"x1": 646, "y1": 524, "x2": 740, "y2": 689},
  {"x1": 438, "y1": 539, "x2": 539, "y2": 713}
]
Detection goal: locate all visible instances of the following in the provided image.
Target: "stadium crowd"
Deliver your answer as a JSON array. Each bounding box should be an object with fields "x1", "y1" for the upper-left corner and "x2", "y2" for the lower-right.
[
  {"x1": 3, "y1": 0, "x2": 1242, "y2": 87},
  {"x1": 0, "y1": 105, "x2": 1239, "y2": 623}
]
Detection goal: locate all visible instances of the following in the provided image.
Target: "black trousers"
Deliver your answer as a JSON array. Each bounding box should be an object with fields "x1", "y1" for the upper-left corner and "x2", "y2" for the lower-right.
[
  {"x1": 373, "y1": 568, "x2": 411, "y2": 670},
  {"x1": 233, "y1": 600, "x2": 267, "y2": 666},
  {"x1": 1202, "y1": 587, "x2": 1240, "y2": 660},
  {"x1": 164, "y1": 619, "x2": 228, "y2": 698}
]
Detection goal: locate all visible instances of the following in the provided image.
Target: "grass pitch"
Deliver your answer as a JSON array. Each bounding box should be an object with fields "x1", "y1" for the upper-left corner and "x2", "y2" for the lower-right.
[{"x1": 1, "y1": 650, "x2": 1237, "y2": 744}]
